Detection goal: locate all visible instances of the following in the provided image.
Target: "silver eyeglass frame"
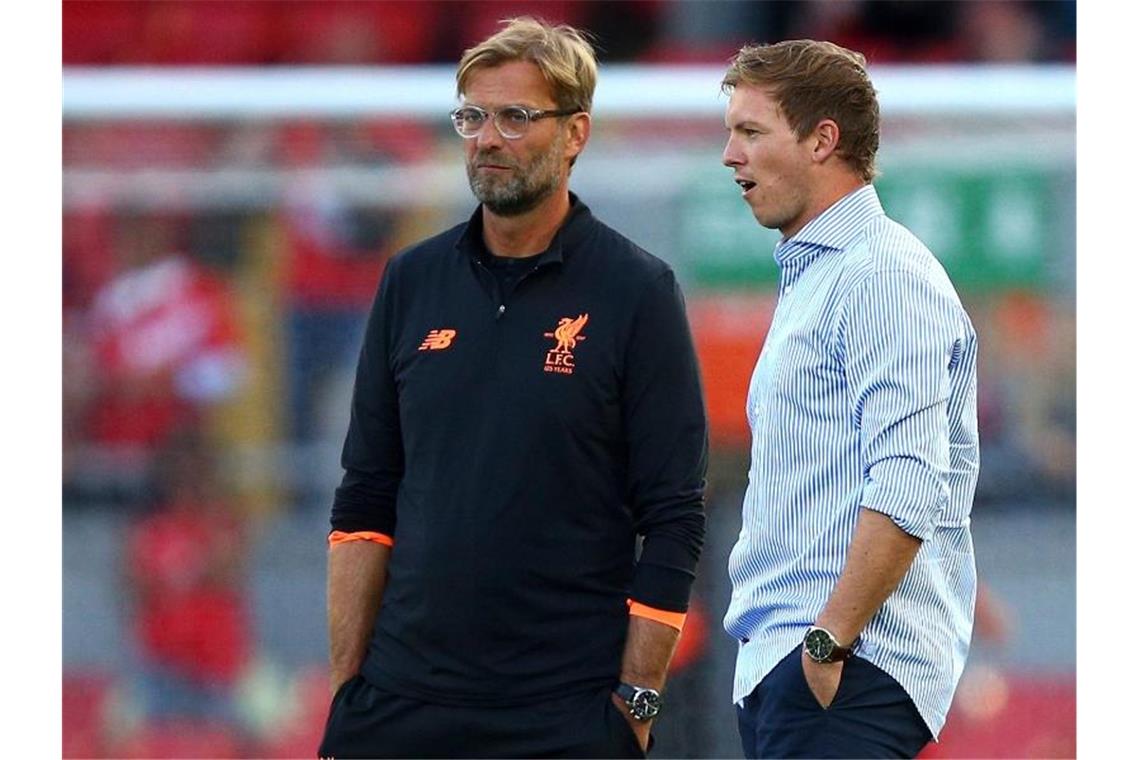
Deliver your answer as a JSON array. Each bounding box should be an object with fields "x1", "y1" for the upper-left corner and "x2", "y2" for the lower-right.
[{"x1": 449, "y1": 104, "x2": 580, "y2": 140}]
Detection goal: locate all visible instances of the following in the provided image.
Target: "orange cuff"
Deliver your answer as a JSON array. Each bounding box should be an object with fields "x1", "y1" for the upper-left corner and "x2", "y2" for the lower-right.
[
  {"x1": 627, "y1": 599, "x2": 686, "y2": 631},
  {"x1": 328, "y1": 530, "x2": 394, "y2": 547}
]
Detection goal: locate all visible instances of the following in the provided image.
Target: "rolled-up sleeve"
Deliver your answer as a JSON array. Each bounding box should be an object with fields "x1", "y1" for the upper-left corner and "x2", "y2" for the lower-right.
[
  {"x1": 330, "y1": 257, "x2": 403, "y2": 539},
  {"x1": 622, "y1": 270, "x2": 708, "y2": 612},
  {"x1": 838, "y1": 270, "x2": 965, "y2": 541}
]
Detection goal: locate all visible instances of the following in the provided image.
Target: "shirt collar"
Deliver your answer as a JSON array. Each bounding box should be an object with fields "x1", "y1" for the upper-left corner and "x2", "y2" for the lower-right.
[
  {"x1": 774, "y1": 184, "x2": 884, "y2": 267},
  {"x1": 455, "y1": 191, "x2": 592, "y2": 267}
]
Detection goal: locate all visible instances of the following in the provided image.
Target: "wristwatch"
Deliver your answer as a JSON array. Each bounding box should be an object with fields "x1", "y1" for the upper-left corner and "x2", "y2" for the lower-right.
[
  {"x1": 614, "y1": 682, "x2": 663, "y2": 721},
  {"x1": 803, "y1": 626, "x2": 859, "y2": 664}
]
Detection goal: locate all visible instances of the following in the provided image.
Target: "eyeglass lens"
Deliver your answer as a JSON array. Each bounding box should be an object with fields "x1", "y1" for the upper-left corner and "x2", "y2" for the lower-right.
[{"x1": 452, "y1": 107, "x2": 533, "y2": 139}]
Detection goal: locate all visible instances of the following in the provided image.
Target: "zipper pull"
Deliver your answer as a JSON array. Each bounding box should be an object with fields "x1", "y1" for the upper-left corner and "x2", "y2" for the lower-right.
[{"x1": 496, "y1": 304, "x2": 506, "y2": 320}]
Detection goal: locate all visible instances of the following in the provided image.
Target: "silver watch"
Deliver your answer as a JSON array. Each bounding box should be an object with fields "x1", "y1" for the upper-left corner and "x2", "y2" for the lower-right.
[
  {"x1": 614, "y1": 682, "x2": 662, "y2": 721},
  {"x1": 803, "y1": 625, "x2": 859, "y2": 664}
]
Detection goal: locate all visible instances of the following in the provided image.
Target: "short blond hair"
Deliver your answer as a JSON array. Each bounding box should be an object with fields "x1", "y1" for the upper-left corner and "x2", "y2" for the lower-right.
[
  {"x1": 723, "y1": 40, "x2": 880, "y2": 182},
  {"x1": 456, "y1": 17, "x2": 597, "y2": 113}
]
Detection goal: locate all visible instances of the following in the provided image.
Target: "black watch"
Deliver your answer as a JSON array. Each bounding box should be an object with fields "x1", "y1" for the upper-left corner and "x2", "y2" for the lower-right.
[
  {"x1": 614, "y1": 682, "x2": 662, "y2": 721},
  {"x1": 803, "y1": 626, "x2": 859, "y2": 664}
]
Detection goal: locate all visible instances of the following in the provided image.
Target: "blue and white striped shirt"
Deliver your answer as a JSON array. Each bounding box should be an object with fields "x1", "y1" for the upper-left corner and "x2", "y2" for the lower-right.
[{"x1": 723, "y1": 184, "x2": 980, "y2": 737}]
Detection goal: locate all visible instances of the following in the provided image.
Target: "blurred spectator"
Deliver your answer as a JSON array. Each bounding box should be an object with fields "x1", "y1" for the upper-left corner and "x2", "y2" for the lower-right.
[
  {"x1": 124, "y1": 429, "x2": 253, "y2": 729},
  {"x1": 83, "y1": 210, "x2": 246, "y2": 449},
  {"x1": 278, "y1": 126, "x2": 397, "y2": 453},
  {"x1": 64, "y1": 209, "x2": 247, "y2": 506}
]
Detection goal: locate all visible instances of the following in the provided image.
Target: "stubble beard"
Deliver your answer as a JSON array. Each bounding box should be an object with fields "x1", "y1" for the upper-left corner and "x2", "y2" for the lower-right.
[{"x1": 466, "y1": 139, "x2": 564, "y2": 217}]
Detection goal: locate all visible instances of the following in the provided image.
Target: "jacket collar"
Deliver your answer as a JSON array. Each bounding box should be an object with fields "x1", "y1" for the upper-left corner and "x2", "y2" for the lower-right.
[{"x1": 456, "y1": 192, "x2": 592, "y2": 268}]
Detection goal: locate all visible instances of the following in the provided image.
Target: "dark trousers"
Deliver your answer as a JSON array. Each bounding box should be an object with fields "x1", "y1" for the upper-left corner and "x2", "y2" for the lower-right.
[
  {"x1": 737, "y1": 648, "x2": 931, "y2": 759},
  {"x1": 319, "y1": 674, "x2": 646, "y2": 759}
]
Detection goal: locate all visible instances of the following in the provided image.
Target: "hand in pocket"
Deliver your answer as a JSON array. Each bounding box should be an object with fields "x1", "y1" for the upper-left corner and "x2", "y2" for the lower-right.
[{"x1": 800, "y1": 649, "x2": 844, "y2": 709}]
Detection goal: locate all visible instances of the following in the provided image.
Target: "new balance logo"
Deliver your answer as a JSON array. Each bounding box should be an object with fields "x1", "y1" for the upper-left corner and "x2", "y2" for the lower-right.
[{"x1": 418, "y1": 329, "x2": 456, "y2": 351}]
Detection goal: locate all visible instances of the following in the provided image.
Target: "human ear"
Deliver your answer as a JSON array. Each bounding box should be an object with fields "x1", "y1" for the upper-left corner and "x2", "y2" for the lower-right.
[
  {"x1": 812, "y1": 119, "x2": 841, "y2": 163},
  {"x1": 565, "y1": 112, "x2": 591, "y2": 161}
]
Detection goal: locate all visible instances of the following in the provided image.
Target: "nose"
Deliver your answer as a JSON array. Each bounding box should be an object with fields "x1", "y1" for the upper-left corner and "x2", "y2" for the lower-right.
[
  {"x1": 475, "y1": 119, "x2": 506, "y2": 150},
  {"x1": 722, "y1": 135, "x2": 743, "y2": 167}
]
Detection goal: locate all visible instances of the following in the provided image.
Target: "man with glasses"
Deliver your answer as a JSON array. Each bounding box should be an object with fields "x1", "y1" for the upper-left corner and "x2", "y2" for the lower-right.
[{"x1": 319, "y1": 17, "x2": 708, "y2": 758}]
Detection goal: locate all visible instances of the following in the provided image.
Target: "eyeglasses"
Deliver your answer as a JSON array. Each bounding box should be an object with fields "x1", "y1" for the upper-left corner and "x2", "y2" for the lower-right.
[{"x1": 450, "y1": 105, "x2": 580, "y2": 140}]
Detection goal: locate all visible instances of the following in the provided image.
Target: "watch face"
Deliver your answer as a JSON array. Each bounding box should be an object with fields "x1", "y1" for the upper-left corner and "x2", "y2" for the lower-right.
[
  {"x1": 631, "y1": 689, "x2": 662, "y2": 720},
  {"x1": 804, "y1": 628, "x2": 835, "y2": 661}
]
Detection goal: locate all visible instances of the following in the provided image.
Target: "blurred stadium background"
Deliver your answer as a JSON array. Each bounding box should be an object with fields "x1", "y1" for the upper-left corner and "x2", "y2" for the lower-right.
[{"x1": 61, "y1": 1, "x2": 1075, "y2": 757}]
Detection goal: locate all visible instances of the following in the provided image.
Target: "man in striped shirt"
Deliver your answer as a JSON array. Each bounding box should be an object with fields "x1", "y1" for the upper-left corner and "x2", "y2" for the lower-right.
[{"x1": 720, "y1": 41, "x2": 980, "y2": 758}]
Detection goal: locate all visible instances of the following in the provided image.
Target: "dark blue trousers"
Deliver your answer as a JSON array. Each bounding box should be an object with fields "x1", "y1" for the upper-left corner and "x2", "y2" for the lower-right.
[
  {"x1": 737, "y1": 648, "x2": 931, "y2": 759},
  {"x1": 318, "y1": 673, "x2": 645, "y2": 759}
]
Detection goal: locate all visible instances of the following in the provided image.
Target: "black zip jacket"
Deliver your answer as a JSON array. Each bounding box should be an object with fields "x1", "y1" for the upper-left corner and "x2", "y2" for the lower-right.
[{"x1": 331, "y1": 195, "x2": 708, "y2": 705}]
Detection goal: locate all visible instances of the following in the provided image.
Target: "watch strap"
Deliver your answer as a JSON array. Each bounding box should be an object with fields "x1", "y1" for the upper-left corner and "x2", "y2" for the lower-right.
[
  {"x1": 614, "y1": 682, "x2": 638, "y2": 702},
  {"x1": 827, "y1": 641, "x2": 857, "y2": 662}
]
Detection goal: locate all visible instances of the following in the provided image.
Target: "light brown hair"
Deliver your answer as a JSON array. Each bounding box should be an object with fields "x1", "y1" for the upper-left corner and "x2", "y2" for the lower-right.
[
  {"x1": 723, "y1": 40, "x2": 880, "y2": 182},
  {"x1": 456, "y1": 17, "x2": 597, "y2": 114}
]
